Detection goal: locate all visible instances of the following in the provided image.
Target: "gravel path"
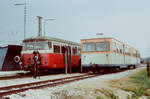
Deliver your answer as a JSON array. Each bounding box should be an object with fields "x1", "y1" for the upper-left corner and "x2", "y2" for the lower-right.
[
  {"x1": 0, "y1": 73, "x2": 85, "y2": 87},
  {"x1": 4, "y1": 67, "x2": 145, "y2": 99}
]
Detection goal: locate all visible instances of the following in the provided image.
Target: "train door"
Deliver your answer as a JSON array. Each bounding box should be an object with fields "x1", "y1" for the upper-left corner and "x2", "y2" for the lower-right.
[
  {"x1": 61, "y1": 45, "x2": 72, "y2": 73},
  {"x1": 136, "y1": 51, "x2": 138, "y2": 65},
  {"x1": 67, "y1": 46, "x2": 72, "y2": 73}
]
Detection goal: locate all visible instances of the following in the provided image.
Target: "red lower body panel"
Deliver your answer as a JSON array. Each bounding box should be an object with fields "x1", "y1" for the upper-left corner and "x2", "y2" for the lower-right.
[{"x1": 21, "y1": 53, "x2": 80, "y2": 69}]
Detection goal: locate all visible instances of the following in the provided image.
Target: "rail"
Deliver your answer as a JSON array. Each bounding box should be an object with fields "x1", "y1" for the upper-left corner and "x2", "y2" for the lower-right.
[{"x1": 0, "y1": 74, "x2": 99, "y2": 97}]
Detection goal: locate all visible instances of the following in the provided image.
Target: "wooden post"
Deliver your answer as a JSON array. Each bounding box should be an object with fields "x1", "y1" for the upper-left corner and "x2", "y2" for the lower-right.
[{"x1": 147, "y1": 60, "x2": 150, "y2": 78}]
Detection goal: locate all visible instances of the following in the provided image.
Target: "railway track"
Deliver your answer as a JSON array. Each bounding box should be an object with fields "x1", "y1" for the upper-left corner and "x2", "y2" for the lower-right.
[
  {"x1": 0, "y1": 74, "x2": 31, "y2": 80},
  {"x1": 0, "y1": 65, "x2": 143, "y2": 81},
  {"x1": 0, "y1": 74, "x2": 100, "y2": 97},
  {"x1": 0, "y1": 66, "x2": 144, "y2": 98},
  {"x1": 0, "y1": 72, "x2": 66, "y2": 80}
]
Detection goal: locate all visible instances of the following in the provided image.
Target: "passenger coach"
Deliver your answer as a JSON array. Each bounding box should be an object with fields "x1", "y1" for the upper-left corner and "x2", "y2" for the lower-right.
[
  {"x1": 81, "y1": 38, "x2": 140, "y2": 72},
  {"x1": 16, "y1": 36, "x2": 81, "y2": 74}
]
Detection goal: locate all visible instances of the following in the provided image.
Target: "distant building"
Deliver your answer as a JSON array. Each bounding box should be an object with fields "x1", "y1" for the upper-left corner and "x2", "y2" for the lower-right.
[{"x1": 0, "y1": 45, "x2": 22, "y2": 71}]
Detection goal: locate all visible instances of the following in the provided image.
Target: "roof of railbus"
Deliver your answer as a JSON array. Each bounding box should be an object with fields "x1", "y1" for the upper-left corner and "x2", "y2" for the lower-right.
[
  {"x1": 81, "y1": 37, "x2": 116, "y2": 43},
  {"x1": 81, "y1": 37, "x2": 113, "y2": 41},
  {"x1": 81, "y1": 37, "x2": 139, "y2": 52},
  {"x1": 23, "y1": 36, "x2": 80, "y2": 46}
]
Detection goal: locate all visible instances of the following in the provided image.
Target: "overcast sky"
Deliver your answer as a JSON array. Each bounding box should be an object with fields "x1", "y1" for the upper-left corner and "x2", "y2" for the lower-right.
[{"x1": 0, "y1": 0, "x2": 150, "y2": 58}]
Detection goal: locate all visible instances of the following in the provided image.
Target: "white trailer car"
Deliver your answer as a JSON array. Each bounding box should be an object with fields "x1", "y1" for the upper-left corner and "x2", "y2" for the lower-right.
[{"x1": 81, "y1": 37, "x2": 140, "y2": 72}]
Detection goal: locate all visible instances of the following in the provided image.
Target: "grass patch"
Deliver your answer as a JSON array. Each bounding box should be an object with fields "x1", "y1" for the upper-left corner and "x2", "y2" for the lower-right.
[
  {"x1": 129, "y1": 70, "x2": 150, "y2": 97},
  {"x1": 116, "y1": 69, "x2": 150, "y2": 98},
  {"x1": 95, "y1": 88, "x2": 119, "y2": 99},
  {"x1": 126, "y1": 95, "x2": 132, "y2": 99},
  {"x1": 131, "y1": 70, "x2": 150, "y2": 88},
  {"x1": 96, "y1": 96, "x2": 104, "y2": 99}
]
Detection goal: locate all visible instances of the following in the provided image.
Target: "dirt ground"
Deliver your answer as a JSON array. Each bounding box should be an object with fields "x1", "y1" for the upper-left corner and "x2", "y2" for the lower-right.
[{"x1": 6, "y1": 67, "x2": 146, "y2": 99}]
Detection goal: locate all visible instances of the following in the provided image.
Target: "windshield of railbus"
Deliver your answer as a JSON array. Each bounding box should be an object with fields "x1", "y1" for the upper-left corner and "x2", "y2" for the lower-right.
[
  {"x1": 82, "y1": 42, "x2": 110, "y2": 52},
  {"x1": 22, "y1": 41, "x2": 51, "y2": 51}
]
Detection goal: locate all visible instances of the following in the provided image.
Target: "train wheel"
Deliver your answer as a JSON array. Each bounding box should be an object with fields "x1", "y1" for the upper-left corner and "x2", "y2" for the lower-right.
[
  {"x1": 116, "y1": 67, "x2": 120, "y2": 71},
  {"x1": 92, "y1": 64, "x2": 97, "y2": 74},
  {"x1": 130, "y1": 65, "x2": 136, "y2": 69},
  {"x1": 99, "y1": 69, "x2": 105, "y2": 74},
  {"x1": 133, "y1": 65, "x2": 136, "y2": 69},
  {"x1": 127, "y1": 66, "x2": 131, "y2": 69},
  {"x1": 92, "y1": 68, "x2": 96, "y2": 74}
]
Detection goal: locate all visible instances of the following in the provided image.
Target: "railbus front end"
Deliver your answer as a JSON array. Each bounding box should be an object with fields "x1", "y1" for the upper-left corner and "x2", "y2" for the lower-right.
[
  {"x1": 17, "y1": 37, "x2": 81, "y2": 74},
  {"x1": 81, "y1": 38, "x2": 112, "y2": 73}
]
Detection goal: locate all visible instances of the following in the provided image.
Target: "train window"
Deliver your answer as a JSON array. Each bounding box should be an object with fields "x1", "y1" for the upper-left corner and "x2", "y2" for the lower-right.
[
  {"x1": 24, "y1": 42, "x2": 34, "y2": 50},
  {"x1": 48, "y1": 42, "x2": 52, "y2": 48},
  {"x1": 61, "y1": 46, "x2": 66, "y2": 54},
  {"x1": 125, "y1": 47, "x2": 130, "y2": 56},
  {"x1": 35, "y1": 41, "x2": 49, "y2": 50},
  {"x1": 116, "y1": 48, "x2": 119, "y2": 53},
  {"x1": 112, "y1": 42, "x2": 117, "y2": 52},
  {"x1": 120, "y1": 49, "x2": 122, "y2": 54},
  {"x1": 23, "y1": 41, "x2": 49, "y2": 50},
  {"x1": 135, "y1": 53, "x2": 137, "y2": 57},
  {"x1": 82, "y1": 43, "x2": 95, "y2": 52},
  {"x1": 129, "y1": 52, "x2": 131, "y2": 56},
  {"x1": 72, "y1": 47, "x2": 77, "y2": 55},
  {"x1": 138, "y1": 53, "x2": 140, "y2": 58},
  {"x1": 133, "y1": 50, "x2": 137, "y2": 57},
  {"x1": 61, "y1": 46, "x2": 72, "y2": 54},
  {"x1": 96, "y1": 42, "x2": 110, "y2": 52},
  {"x1": 68, "y1": 46, "x2": 71, "y2": 55},
  {"x1": 54, "y1": 45, "x2": 60, "y2": 53},
  {"x1": 78, "y1": 48, "x2": 81, "y2": 55}
]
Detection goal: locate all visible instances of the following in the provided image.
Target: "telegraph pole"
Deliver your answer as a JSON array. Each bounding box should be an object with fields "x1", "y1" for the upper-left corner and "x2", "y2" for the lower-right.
[
  {"x1": 14, "y1": 0, "x2": 27, "y2": 39},
  {"x1": 37, "y1": 16, "x2": 43, "y2": 37},
  {"x1": 24, "y1": 0, "x2": 27, "y2": 39}
]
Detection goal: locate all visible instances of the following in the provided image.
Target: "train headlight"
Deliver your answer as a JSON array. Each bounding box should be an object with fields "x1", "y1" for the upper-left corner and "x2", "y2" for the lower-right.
[
  {"x1": 14, "y1": 56, "x2": 20, "y2": 63},
  {"x1": 19, "y1": 62, "x2": 22, "y2": 65}
]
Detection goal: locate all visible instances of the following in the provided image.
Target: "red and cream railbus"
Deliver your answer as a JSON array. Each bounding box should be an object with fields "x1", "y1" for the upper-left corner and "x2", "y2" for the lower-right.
[{"x1": 17, "y1": 36, "x2": 81, "y2": 73}]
